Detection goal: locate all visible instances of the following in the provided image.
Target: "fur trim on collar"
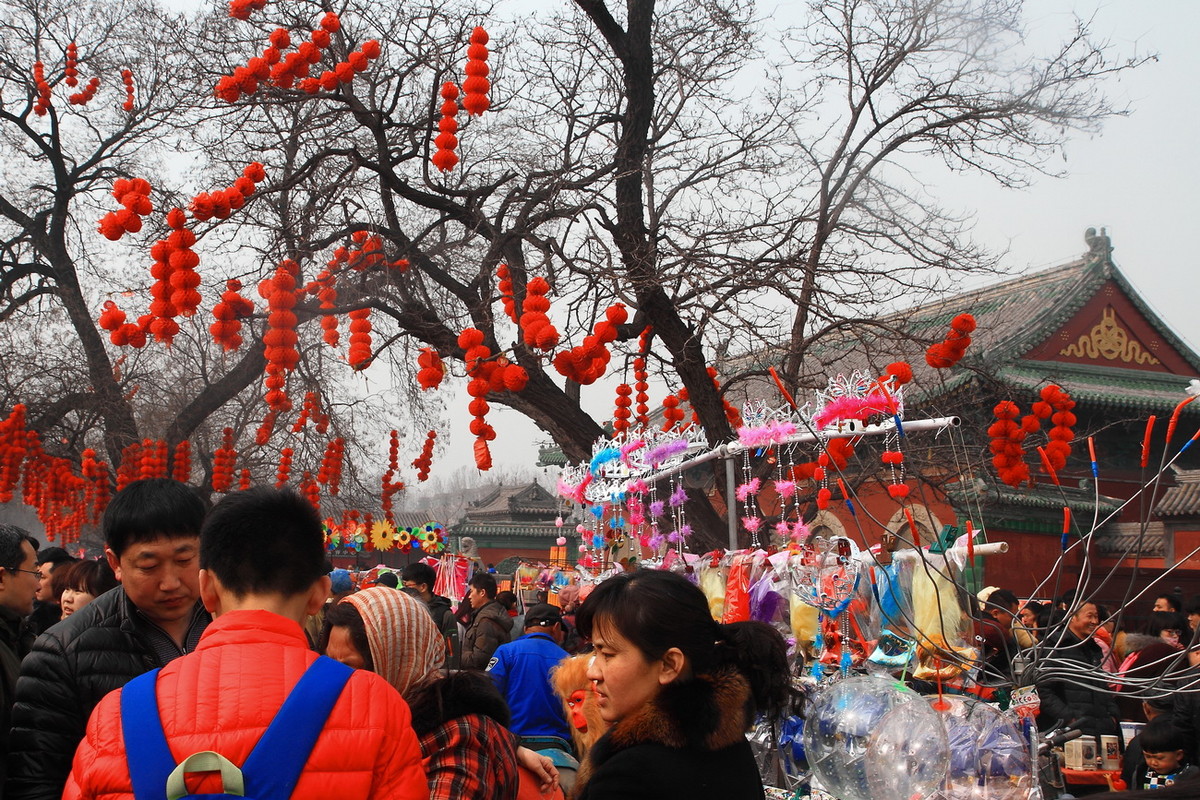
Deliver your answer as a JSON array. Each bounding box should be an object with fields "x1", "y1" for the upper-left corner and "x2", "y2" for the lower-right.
[{"x1": 577, "y1": 669, "x2": 751, "y2": 791}]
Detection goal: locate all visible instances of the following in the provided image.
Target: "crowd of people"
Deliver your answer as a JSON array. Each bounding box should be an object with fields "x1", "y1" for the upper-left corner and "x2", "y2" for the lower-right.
[
  {"x1": 977, "y1": 585, "x2": 1200, "y2": 793},
  {"x1": 0, "y1": 478, "x2": 792, "y2": 800}
]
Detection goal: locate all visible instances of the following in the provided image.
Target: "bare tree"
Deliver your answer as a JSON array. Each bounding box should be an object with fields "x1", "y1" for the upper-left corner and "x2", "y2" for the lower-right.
[{"x1": 0, "y1": 0, "x2": 1146, "y2": 548}]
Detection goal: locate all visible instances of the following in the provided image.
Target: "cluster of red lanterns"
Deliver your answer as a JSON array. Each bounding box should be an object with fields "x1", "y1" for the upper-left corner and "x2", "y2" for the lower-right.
[
  {"x1": 311, "y1": 269, "x2": 339, "y2": 346},
  {"x1": 212, "y1": 428, "x2": 238, "y2": 493},
  {"x1": 612, "y1": 384, "x2": 633, "y2": 434},
  {"x1": 261, "y1": 262, "x2": 301, "y2": 412},
  {"x1": 317, "y1": 437, "x2": 344, "y2": 495},
  {"x1": 275, "y1": 447, "x2": 294, "y2": 489},
  {"x1": 138, "y1": 439, "x2": 169, "y2": 480},
  {"x1": 0, "y1": 406, "x2": 30, "y2": 502},
  {"x1": 172, "y1": 441, "x2": 192, "y2": 483},
  {"x1": 190, "y1": 162, "x2": 265, "y2": 222},
  {"x1": 496, "y1": 264, "x2": 517, "y2": 323},
  {"x1": 291, "y1": 391, "x2": 329, "y2": 434},
  {"x1": 520, "y1": 277, "x2": 559, "y2": 351},
  {"x1": 32, "y1": 62, "x2": 51, "y2": 116},
  {"x1": 925, "y1": 313, "x2": 976, "y2": 369},
  {"x1": 413, "y1": 430, "x2": 436, "y2": 481},
  {"x1": 347, "y1": 308, "x2": 373, "y2": 370},
  {"x1": 301, "y1": 38, "x2": 381, "y2": 95},
  {"x1": 299, "y1": 470, "x2": 320, "y2": 512},
  {"x1": 432, "y1": 82, "x2": 460, "y2": 172},
  {"x1": 68, "y1": 75, "x2": 101, "y2": 106},
  {"x1": 65, "y1": 42, "x2": 79, "y2": 86},
  {"x1": 989, "y1": 400, "x2": 1032, "y2": 488},
  {"x1": 121, "y1": 68, "x2": 135, "y2": 112},
  {"x1": 1037, "y1": 384, "x2": 1076, "y2": 473},
  {"x1": 228, "y1": 0, "x2": 267, "y2": 21},
  {"x1": 417, "y1": 348, "x2": 445, "y2": 390},
  {"x1": 634, "y1": 327, "x2": 652, "y2": 428},
  {"x1": 264, "y1": 27, "x2": 322, "y2": 91},
  {"x1": 209, "y1": 279, "x2": 255, "y2": 352},
  {"x1": 80, "y1": 448, "x2": 110, "y2": 524},
  {"x1": 461, "y1": 27, "x2": 491, "y2": 116},
  {"x1": 461, "y1": 328, "x2": 497, "y2": 469},
  {"x1": 97, "y1": 178, "x2": 153, "y2": 241},
  {"x1": 660, "y1": 392, "x2": 686, "y2": 431},
  {"x1": 98, "y1": 301, "x2": 147, "y2": 348},
  {"x1": 553, "y1": 303, "x2": 626, "y2": 384},
  {"x1": 381, "y1": 430, "x2": 404, "y2": 524}
]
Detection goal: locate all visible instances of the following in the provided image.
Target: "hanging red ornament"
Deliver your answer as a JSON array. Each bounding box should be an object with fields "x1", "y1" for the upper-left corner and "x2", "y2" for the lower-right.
[
  {"x1": 460, "y1": 26, "x2": 491, "y2": 116},
  {"x1": 431, "y1": 82, "x2": 460, "y2": 172}
]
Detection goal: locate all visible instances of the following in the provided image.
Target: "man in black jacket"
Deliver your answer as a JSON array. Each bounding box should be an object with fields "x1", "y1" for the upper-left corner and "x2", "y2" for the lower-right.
[
  {"x1": 461, "y1": 572, "x2": 513, "y2": 670},
  {"x1": 401, "y1": 561, "x2": 459, "y2": 666},
  {"x1": 0, "y1": 524, "x2": 39, "y2": 789},
  {"x1": 5, "y1": 479, "x2": 210, "y2": 800},
  {"x1": 1035, "y1": 601, "x2": 1120, "y2": 738}
]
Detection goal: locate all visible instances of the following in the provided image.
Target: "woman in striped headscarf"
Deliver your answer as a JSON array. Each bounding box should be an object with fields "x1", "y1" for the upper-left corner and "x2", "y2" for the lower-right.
[{"x1": 322, "y1": 586, "x2": 560, "y2": 800}]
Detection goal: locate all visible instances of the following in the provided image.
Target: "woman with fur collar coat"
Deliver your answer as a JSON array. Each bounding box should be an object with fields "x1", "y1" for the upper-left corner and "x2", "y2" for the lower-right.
[{"x1": 574, "y1": 570, "x2": 794, "y2": 800}]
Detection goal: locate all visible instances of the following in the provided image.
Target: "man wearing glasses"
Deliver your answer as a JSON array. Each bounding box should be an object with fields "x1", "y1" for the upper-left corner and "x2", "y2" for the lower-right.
[{"x1": 0, "y1": 523, "x2": 39, "y2": 788}]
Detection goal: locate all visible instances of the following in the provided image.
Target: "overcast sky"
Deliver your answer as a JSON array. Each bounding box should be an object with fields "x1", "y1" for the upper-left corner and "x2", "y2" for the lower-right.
[{"x1": 160, "y1": 0, "x2": 1200, "y2": 474}]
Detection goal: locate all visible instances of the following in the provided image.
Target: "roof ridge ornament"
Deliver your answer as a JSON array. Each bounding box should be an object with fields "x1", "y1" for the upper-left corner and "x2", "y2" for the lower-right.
[{"x1": 1084, "y1": 226, "x2": 1113, "y2": 263}]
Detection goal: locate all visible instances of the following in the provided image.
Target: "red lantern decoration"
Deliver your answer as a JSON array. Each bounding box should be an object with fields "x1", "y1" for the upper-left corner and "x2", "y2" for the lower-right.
[
  {"x1": 431, "y1": 82, "x2": 460, "y2": 172},
  {"x1": 461, "y1": 26, "x2": 491, "y2": 116}
]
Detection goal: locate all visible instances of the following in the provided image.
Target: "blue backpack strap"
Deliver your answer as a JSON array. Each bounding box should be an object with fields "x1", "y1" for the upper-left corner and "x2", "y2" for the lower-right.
[
  {"x1": 241, "y1": 656, "x2": 354, "y2": 800},
  {"x1": 121, "y1": 668, "x2": 175, "y2": 800}
]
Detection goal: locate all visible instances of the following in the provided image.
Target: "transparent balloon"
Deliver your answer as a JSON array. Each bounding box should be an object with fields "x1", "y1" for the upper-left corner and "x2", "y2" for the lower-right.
[
  {"x1": 925, "y1": 695, "x2": 1034, "y2": 800},
  {"x1": 803, "y1": 675, "x2": 949, "y2": 800},
  {"x1": 866, "y1": 696, "x2": 951, "y2": 800}
]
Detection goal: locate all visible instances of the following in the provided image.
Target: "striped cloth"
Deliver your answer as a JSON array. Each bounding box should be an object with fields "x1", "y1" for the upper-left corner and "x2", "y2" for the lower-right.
[{"x1": 343, "y1": 587, "x2": 444, "y2": 695}]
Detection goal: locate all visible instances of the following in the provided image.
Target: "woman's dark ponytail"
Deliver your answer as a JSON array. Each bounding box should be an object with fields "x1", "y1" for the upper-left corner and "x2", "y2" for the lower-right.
[{"x1": 718, "y1": 620, "x2": 797, "y2": 720}]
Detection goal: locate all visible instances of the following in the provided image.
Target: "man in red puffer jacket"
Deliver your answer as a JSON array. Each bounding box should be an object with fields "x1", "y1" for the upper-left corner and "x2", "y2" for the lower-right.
[{"x1": 63, "y1": 487, "x2": 429, "y2": 800}]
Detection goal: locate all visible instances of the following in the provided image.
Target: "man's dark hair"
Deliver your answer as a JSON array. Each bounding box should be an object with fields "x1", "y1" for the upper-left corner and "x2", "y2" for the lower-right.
[
  {"x1": 987, "y1": 589, "x2": 1020, "y2": 613},
  {"x1": 401, "y1": 562, "x2": 436, "y2": 589},
  {"x1": 1156, "y1": 593, "x2": 1183, "y2": 613},
  {"x1": 103, "y1": 478, "x2": 206, "y2": 557},
  {"x1": 524, "y1": 603, "x2": 563, "y2": 630},
  {"x1": 377, "y1": 571, "x2": 398, "y2": 588},
  {"x1": 469, "y1": 571, "x2": 497, "y2": 599},
  {"x1": 0, "y1": 524, "x2": 38, "y2": 571},
  {"x1": 200, "y1": 487, "x2": 326, "y2": 598},
  {"x1": 35, "y1": 546, "x2": 73, "y2": 567}
]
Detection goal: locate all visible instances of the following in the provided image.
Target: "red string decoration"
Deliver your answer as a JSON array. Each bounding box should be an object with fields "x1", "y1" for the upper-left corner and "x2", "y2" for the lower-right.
[
  {"x1": 299, "y1": 470, "x2": 320, "y2": 511},
  {"x1": 460, "y1": 328, "x2": 497, "y2": 470},
  {"x1": 496, "y1": 264, "x2": 517, "y2": 323},
  {"x1": 68, "y1": 76, "x2": 100, "y2": 107},
  {"x1": 413, "y1": 430, "x2": 436, "y2": 481},
  {"x1": 209, "y1": 279, "x2": 255, "y2": 351},
  {"x1": 32, "y1": 62, "x2": 51, "y2": 116},
  {"x1": 1040, "y1": 384, "x2": 1076, "y2": 472},
  {"x1": 989, "y1": 400, "x2": 1031, "y2": 487},
  {"x1": 261, "y1": 261, "x2": 300, "y2": 411},
  {"x1": 65, "y1": 42, "x2": 78, "y2": 87},
  {"x1": 520, "y1": 276, "x2": 559, "y2": 351},
  {"x1": 381, "y1": 430, "x2": 404, "y2": 524},
  {"x1": 634, "y1": 327, "x2": 652, "y2": 429},
  {"x1": 431, "y1": 82, "x2": 460, "y2": 172},
  {"x1": 461, "y1": 26, "x2": 490, "y2": 116},
  {"x1": 172, "y1": 440, "x2": 191, "y2": 483},
  {"x1": 212, "y1": 427, "x2": 237, "y2": 493},
  {"x1": 925, "y1": 313, "x2": 976, "y2": 369},
  {"x1": 612, "y1": 383, "x2": 633, "y2": 435},
  {"x1": 553, "y1": 303, "x2": 626, "y2": 385},
  {"x1": 347, "y1": 308, "x2": 373, "y2": 370},
  {"x1": 417, "y1": 348, "x2": 445, "y2": 390},
  {"x1": 98, "y1": 177, "x2": 153, "y2": 241},
  {"x1": 228, "y1": 0, "x2": 267, "y2": 21},
  {"x1": 317, "y1": 437, "x2": 344, "y2": 495},
  {"x1": 121, "y1": 68, "x2": 135, "y2": 112},
  {"x1": 275, "y1": 446, "x2": 293, "y2": 488},
  {"x1": 238, "y1": 468, "x2": 252, "y2": 491}
]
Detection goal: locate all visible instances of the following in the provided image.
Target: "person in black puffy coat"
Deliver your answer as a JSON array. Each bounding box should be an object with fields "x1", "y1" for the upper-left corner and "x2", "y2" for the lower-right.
[
  {"x1": 5, "y1": 479, "x2": 210, "y2": 800},
  {"x1": 573, "y1": 569, "x2": 796, "y2": 800}
]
